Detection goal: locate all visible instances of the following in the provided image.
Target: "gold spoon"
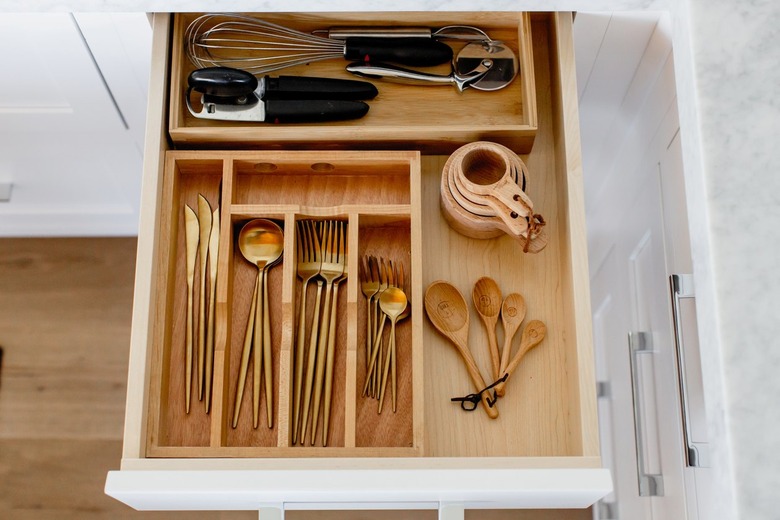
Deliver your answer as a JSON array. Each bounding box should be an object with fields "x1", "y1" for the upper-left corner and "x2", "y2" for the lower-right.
[
  {"x1": 238, "y1": 219, "x2": 284, "y2": 429},
  {"x1": 496, "y1": 292, "x2": 526, "y2": 397},
  {"x1": 232, "y1": 281, "x2": 256, "y2": 428},
  {"x1": 424, "y1": 281, "x2": 498, "y2": 419},
  {"x1": 472, "y1": 276, "x2": 502, "y2": 381},
  {"x1": 377, "y1": 284, "x2": 408, "y2": 414}
]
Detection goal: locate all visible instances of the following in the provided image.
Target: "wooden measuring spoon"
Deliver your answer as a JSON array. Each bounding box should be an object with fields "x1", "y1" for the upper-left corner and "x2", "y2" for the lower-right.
[
  {"x1": 424, "y1": 281, "x2": 498, "y2": 419},
  {"x1": 496, "y1": 292, "x2": 526, "y2": 397},
  {"x1": 494, "y1": 320, "x2": 546, "y2": 396},
  {"x1": 472, "y1": 277, "x2": 502, "y2": 381}
]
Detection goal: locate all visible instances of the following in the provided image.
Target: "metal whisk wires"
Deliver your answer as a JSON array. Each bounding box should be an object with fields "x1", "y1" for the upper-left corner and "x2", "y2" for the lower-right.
[{"x1": 186, "y1": 13, "x2": 349, "y2": 75}]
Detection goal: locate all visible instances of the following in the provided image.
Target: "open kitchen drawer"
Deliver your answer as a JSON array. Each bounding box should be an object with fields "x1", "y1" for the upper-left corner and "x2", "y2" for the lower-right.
[{"x1": 105, "y1": 11, "x2": 611, "y2": 515}]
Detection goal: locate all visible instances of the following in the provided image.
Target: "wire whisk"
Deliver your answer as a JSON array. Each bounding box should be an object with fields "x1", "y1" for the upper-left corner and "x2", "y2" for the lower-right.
[{"x1": 185, "y1": 13, "x2": 454, "y2": 76}]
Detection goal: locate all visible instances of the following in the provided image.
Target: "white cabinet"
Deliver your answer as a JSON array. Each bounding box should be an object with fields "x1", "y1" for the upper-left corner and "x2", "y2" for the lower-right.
[
  {"x1": 0, "y1": 13, "x2": 150, "y2": 236},
  {"x1": 576, "y1": 12, "x2": 711, "y2": 520}
]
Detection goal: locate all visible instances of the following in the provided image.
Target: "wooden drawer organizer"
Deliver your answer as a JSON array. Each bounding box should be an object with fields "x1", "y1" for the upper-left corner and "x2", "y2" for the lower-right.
[
  {"x1": 168, "y1": 12, "x2": 538, "y2": 154},
  {"x1": 107, "y1": 11, "x2": 609, "y2": 512},
  {"x1": 147, "y1": 150, "x2": 424, "y2": 457}
]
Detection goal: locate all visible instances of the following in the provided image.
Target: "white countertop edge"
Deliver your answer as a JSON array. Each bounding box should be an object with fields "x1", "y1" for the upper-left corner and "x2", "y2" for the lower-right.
[
  {"x1": 105, "y1": 467, "x2": 613, "y2": 511},
  {"x1": 0, "y1": 0, "x2": 669, "y2": 13}
]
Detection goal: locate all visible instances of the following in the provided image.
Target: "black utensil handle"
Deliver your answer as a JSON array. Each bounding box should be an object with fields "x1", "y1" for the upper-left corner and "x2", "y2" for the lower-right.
[
  {"x1": 188, "y1": 67, "x2": 257, "y2": 98},
  {"x1": 344, "y1": 37, "x2": 452, "y2": 67},
  {"x1": 264, "y1": 99, "x2": 370, "y2": 123},
  {"x1": 264, "y1": 76, "x2": 379, "y2": 100}
]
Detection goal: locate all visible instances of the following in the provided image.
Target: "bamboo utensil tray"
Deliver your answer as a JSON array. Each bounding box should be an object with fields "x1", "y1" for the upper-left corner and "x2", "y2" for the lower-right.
[
  {"x1": 147, "y1": 150, "x2": 424, "y2": 457},
  {"x1": 168, "y1": 12, "x2": 538, "y2": 154}
]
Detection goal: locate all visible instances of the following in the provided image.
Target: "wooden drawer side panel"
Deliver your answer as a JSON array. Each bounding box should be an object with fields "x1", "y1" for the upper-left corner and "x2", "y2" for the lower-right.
[{"x1": 122, "y1": 13, "x2": 173, "y2": 463}]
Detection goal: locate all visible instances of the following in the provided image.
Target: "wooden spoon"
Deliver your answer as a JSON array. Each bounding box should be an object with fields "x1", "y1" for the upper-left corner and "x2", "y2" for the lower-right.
[
  {"x1": 496, "y1": 292, "x2": 526, "y2": 397},
  {"x1": 424, "y1": 281, "x2": 498, "y2": 419},
  {"x1": 472, "y1": 277, "x2": 502, "y2": 381},
  {"x1": 494, "y1": 320, "x2": 546, "y2": 396}
]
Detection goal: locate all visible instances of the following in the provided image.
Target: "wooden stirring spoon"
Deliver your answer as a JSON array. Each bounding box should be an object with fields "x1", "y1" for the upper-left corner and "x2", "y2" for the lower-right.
[
  {"x1": 424, "y1": 281, "x2": 498, "y2": 419},
  {"x1": 472, "y1": 277, "x2": 502, "y2": 381},
  {"x1": 496, "y1": 292, "x2": 526, "y2": 397},
  {"x1": 494, "y1": 320, "x2": 546, "y2": 396}
]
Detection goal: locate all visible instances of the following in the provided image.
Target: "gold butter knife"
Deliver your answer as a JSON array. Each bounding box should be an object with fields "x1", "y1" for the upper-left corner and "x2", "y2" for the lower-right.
[
  {"x1": 184, "y1": 204, "x2": 200, "y2": 414},
  {"x1": 204, "y1": 206, "x2": 220, "y2": 413},
  {"x1": 196, "y1": 194, "x2": 212, "y2": 401}
]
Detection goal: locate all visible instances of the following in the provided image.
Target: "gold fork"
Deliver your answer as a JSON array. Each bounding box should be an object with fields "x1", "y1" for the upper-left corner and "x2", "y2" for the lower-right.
[
  {"x1": 322, "y1": 220, "x2": 347, "y2": 446},
  {"x1": 372, "y1": 258, "x2": 390, "y2": 397},
  {"x1": 360, "y1": 257, "x2": 379, "y2": 385},
  {"x1": 309, "y1": 220, "x2": 346, "y2": 445},
  {"x1": 362, "y1": 258, "x2": 392, "y2": 397},
  {"x1": 298, "y1": 221, "x2": 324, "y2": 445},
  {"x1": 292, "y1": 219, "x2": 321, "y2": 444}
]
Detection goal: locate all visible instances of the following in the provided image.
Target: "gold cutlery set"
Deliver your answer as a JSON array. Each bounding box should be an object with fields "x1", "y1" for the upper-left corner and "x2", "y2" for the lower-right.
[
  {"x1": 233, "y1": 219, "x2": 285, "y2": 429},
  {"x1": 360, "y1": 256, "x2": 409, "y2": 414},
  {"x1": 183, "y1": 194, "x2": 220, "y2": 414},
  {"x1": 292, "y1": 219, "x2": 348, "y2": 447}
]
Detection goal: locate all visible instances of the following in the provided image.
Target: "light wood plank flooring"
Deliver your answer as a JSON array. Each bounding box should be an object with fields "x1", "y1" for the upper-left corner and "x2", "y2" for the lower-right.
[{"x1": 0, "y1": 237, "x2": 590, "y2": 519}]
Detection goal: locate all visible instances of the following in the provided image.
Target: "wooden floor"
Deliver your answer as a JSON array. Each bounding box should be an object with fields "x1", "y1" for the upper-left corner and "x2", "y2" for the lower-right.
[{"x1": 0, "y1": 237, "x2": 590, "y2": 520}]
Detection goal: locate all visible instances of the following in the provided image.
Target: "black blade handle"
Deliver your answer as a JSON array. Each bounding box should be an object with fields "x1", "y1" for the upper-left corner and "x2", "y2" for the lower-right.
[
  {"x1": 264, "y1": 99, "x2": 370, "y2": 123},
  {"x1": 344, "y1": 37, "x2": 452, "y2": 67},
  {"x1": 264, "y1": 76, "x2": 378, "y2": 100},
  {"x1": 188, "y1": 67, "x2": 257, "y2": 98}
]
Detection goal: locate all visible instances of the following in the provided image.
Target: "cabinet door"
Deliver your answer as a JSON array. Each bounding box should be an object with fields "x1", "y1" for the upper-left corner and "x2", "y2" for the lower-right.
[
  {"x1": 578, "y1": 11, "x2": 711, "y2": 519},
  {"x1": 659, "y1": 130, "x2": 713, "y2": 520},
  {"x1": 587, "y1": 83, "x2": 707, "y2": 520},
  {"x1": 0, "y1": 13, "x2": 148, "y2": 236},
  {"x1": 591, "y1": 163, "x2": 688, "y2": 519}
]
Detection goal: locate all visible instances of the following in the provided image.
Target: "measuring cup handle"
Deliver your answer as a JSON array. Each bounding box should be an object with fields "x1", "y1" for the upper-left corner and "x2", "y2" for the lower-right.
[
  {"x1": 493, "y1": 176, "x2": 534, "y2": 216},
  {"x1": 475, "y1": 177, "x2": 531, "y2": 236}
]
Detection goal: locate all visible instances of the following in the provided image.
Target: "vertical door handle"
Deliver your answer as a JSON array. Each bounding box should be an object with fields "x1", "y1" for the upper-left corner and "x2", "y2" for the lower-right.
[
  {"x1": 628, "y1": 331, "x2": 664, "y2": 497},
  {"x1": 670, "y1": 274, "x2": 710, "y2": 468}
]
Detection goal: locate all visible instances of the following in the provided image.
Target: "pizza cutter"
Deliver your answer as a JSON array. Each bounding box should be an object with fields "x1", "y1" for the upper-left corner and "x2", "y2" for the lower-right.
[{"x1": 346, "y1": 40, "x2": 518, "y2": 92}]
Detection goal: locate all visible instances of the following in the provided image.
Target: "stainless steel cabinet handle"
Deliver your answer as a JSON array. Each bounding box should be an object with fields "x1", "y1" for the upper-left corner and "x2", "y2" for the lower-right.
[
  {"x1": 670, "y1": 274, "x2": 710, "y2": 468},
  {"x1": 628, "y1": 331, "x2": 664, "y2": 497}
]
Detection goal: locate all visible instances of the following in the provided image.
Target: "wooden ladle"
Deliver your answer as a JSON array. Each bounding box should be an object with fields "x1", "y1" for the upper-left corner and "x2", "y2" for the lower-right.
[
  {"x1": 494, "y1": 320, "x2": 546, "y2": 396},
  {"x1": 472, "y1": 277, "x2": 502, "y2": 381},
  {"x1": 496, "y1": 292, "x2": 526, "y2": 397},
  {"x1": 424, "y1": 281, "x2": 498, "y2": 419}
]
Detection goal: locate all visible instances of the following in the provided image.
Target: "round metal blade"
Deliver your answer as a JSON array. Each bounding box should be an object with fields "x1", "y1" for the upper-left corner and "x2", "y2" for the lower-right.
[{"x1": 454, "y1": 41, "x2": 518, "y2": 91}]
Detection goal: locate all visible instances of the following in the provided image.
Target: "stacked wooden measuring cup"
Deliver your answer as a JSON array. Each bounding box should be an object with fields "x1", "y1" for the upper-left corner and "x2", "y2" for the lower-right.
[{"x1": 439, "y1": 141, "x2": 547, "y2": 253}]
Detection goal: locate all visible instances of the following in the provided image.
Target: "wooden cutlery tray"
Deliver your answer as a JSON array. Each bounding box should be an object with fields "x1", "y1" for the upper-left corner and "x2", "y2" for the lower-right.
[
  {"x1": 146, "y1": 150, "x2": 424, "y2": 457},
  {"x1": 168, "y1": 12, "x2": 537, "y2": 154},
  {"x1": 107, "y1": 14, "x2": 610, "y2": 513}
]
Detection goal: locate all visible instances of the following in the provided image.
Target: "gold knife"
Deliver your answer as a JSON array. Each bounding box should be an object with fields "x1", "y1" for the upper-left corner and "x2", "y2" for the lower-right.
[
  {"x1": 196, "y1": 194, "x2": 212, "y2": 401},
  {"x1": 184, "y1": 204, "x2": 200, "y2": 414},
  {"x1": 204, "y1": 206, "x2": 220, "y2": 413}
]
